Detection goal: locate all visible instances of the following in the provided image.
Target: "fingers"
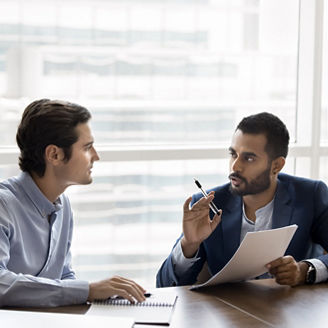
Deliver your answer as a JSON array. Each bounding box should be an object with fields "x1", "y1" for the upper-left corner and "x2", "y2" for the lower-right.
[
  {"x1": 201, "y1": 193, "x2": 216, "y2": 210},
  {"x1": 266, "y1": 256, "x2": 301, "y2": 286},
  {"x1": 112, "y1": 276, "x2": 146, "y2": 302},
  {"x1": 183, "y1": 195, "x2": 214, "y2": 223},
  {"x1": 88, "y1": 276, "x2": 146, "y2": 303},
  {"x1": 266, "y1": 256, "x2": 293, "y2": 272},
  {"x1": 189, "y1": 193, "x2": 216, "y2": 211},
  {"x1": 113, "y1": 275, "x2": 146, "y2": 293},
  {"x1": 209, "y1": 210, "x2": 222, "y2": 229},
  {"x1": 110, "y1": 276, "x2": 146, "y2": 303},
  {"x1": 182, "y1": 192, "x2": 222, "y2": 254}
]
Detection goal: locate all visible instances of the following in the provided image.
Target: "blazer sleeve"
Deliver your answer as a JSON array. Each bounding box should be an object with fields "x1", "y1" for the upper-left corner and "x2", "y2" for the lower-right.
[{"x1": 311, "y1": 180, "x2": 328, "y2": 267}]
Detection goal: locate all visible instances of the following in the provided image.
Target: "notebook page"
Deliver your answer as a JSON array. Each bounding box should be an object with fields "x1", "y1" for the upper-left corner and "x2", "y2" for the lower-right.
[{"x1": 87, "y1": 292, "x2": 177, "y2": 326}]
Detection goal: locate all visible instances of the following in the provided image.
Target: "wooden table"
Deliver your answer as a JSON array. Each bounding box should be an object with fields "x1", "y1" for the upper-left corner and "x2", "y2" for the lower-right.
[
  {"x1": 204, "y1": 279, "x2": 328, "y2": 327},
  {"x1": 3, "y1": 279, "x2": 328, "y2": 327}
]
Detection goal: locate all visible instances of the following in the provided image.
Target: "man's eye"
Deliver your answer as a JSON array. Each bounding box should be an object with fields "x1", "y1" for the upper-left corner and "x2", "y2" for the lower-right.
[
  {"x1": 229, "y1": 152, "x2": 237, "y2": 159},
  {"x1": 245, "y1": 156, "x2": 254, "y2": 162}
]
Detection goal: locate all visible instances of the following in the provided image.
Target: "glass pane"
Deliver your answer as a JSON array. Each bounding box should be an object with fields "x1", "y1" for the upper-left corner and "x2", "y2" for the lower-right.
[
  {"x1": 322, "y1": 2, "x2": 328, "y2": 146},
  {"x1": 320, "y1": 157, "x2": 328, "y2": 185},
  {"x1": 0, "y1": 164, "x2": 20, "y2": 180},
  {"x1": 0, "y1": 0, "x2": 299, "y2": 147},
  {"x1": 283, "y1": 156, "x2": 311, "y2": 178}
]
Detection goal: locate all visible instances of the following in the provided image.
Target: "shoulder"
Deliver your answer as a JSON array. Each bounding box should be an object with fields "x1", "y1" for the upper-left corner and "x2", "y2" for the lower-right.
[
  {"x1": 0, "y1": 176, "x2": 21, "y2": 205},
  {"x1": 278, "y1": 173, "x2": 327, "y2": 191},
  {"x1": 277, "y1": 173, "x2": 328, "y2": 205},
  {"x1": 0, "y1": 176, "x2": 22, "y2": 225}
]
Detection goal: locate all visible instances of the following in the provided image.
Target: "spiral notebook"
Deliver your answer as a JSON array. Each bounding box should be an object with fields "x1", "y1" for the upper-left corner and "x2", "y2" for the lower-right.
[{"x1": 87, "y1": 291, "x2": 177, "y2": 326}]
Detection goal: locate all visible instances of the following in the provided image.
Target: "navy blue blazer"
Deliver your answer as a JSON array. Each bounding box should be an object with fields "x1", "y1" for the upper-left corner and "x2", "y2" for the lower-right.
[{"x1": 156, "y1": 173, "x2": 328, "y2": 287}]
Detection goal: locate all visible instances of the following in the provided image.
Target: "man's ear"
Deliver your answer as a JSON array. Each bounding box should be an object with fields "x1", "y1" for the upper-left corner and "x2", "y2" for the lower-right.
[
  {"x1": 271, "y1": 156, "x2": 285, "y2": 175},
  {"x1": 44, "y1": 145, "x2": 64, "y2": 165}
]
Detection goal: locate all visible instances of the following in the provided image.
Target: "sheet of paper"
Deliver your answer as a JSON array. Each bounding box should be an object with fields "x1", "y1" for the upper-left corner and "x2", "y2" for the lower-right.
[
  {"x1": 0, "y1": 309, "x2": 134, "y2": 328},
  {"x1": 190, "y1": 224, "x2": 298, "y2": 290}
]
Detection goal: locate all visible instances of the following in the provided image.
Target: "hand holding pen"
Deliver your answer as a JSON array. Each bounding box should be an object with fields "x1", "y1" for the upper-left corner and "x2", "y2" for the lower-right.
[
  {"x1": 180, "y1": 179, "x2": 222, "y2": 258},
  {"x1": 193, "y1": 178, "x2": 221, "y2": 216}
]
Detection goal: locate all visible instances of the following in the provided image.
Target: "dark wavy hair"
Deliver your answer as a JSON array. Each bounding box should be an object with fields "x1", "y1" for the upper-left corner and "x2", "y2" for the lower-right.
[
  {"x1": 16, "y1": 99, "x2": 91, "y2": 177},
  {"x1": 236, "y1": 112, "x2": 290, "y2": 160}
]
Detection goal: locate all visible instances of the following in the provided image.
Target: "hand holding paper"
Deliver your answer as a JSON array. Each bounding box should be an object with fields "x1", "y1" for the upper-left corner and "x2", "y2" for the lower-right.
[
  {"x1": 266, "y1": 254, "x2": 309, "y2": 286},
  {"x1": 190, "y1": 224, "x2": 298, "y2": 290}
]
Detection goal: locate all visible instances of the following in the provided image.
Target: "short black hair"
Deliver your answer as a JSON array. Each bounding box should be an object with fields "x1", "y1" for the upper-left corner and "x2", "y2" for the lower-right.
[
  {"x1": 236, "y1": 112, "x2": 289, "y2": 159},
  {"x1": 16, "y1": 99, "x2": 91, "y2": 177}
]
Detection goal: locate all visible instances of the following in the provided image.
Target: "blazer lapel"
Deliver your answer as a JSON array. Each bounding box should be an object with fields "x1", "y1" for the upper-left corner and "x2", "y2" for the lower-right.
[
  {"x1": 272, "y1": 179, "x2": 293, "y2": 229},
  {"x1": 221, "y1": 194, "x2": 243, "y2": 263}
]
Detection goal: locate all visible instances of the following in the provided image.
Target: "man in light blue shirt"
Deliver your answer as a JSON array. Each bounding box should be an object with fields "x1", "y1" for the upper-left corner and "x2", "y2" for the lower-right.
[{"x1": 0, "y1": 99, "x2": 146, "y2": 307}]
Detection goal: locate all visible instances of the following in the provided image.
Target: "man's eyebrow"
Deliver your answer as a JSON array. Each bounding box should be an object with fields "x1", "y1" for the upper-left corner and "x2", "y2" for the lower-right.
[
  {"x1": 242, "y1": 151, "x2": 257, "y2": 157},
  {"x1": 83, "y1": 141, "x2": 94, "y2": 147},
  {"x1": 228, "y1": 147, "x2": 258, "y2": 157}
]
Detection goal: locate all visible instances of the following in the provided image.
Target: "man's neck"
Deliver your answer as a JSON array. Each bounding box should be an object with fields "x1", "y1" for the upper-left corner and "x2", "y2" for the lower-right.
[
  {"x1": 30, "y1": 172, "x2": 65, "y2": 203},
  {"x1": 242, "y1": 179, "x2": 278, "y2": 222}
]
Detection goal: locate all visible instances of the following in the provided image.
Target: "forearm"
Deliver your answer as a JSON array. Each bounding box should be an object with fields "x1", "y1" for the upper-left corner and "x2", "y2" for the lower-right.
[
  {"x1": 157, "y1": 240, "x2": 203, "y2": 287},
  {"x1": 0, "y1": 269, "x2": 89, "y2": 307},
  {"x1": 172, "y1": 240, "x2": 200, "y2": 275},
  {"x1": 181, "y1": 236, "x2": 201, "y2": 258}
]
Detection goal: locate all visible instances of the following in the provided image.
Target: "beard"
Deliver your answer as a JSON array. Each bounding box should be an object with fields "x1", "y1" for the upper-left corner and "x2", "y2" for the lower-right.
[{"x1": 228, "y1": 165, "x2": 272, "y2": 196}]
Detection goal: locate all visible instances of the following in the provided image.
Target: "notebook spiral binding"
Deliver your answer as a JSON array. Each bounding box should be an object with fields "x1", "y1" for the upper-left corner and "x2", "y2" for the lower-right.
[{"x1": 95, "y1": 299, "x2": 173, "y2": 307}]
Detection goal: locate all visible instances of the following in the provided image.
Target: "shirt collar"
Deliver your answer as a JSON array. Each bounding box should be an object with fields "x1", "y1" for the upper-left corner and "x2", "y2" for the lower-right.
[
  {"x1": 18, "y1": 172, "x2": 63, "y2": 219},
  {"x1": 242, "y1": 197, "x2": 275, "y2": 223}
]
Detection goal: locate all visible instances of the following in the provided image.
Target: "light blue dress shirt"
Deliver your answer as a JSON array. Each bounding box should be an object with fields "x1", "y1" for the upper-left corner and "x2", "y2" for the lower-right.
[{"x1": 0, "y1": 172, "x2": 89, "y2": 307}]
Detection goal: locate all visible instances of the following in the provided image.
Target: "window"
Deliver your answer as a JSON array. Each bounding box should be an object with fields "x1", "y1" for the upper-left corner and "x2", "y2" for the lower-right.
[{"x1": 0, "y1": 0, "x2": 326, "y2": 287}]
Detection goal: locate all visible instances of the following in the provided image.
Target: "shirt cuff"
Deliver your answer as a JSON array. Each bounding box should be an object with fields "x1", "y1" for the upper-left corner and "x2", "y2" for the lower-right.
[
  {"x1": 61, "y1": 279, "x2": 90, "y2": 304},
  {"x1": 171, "y1": 240, "x2": 200, "y2": 277},
  {"x1": 304, "y1": 259, "x2": 328, "y2": 283}
]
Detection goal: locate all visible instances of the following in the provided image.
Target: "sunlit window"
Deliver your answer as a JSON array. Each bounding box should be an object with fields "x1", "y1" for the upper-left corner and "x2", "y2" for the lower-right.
[{"x1": 0, "y1": 0, "x2": 326, "y2": 287}]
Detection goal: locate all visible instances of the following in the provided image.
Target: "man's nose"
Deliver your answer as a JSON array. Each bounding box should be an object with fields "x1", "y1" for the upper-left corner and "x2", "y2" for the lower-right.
[
  {"x1": 231, "y1": 156, "x2": 242, "y2": 172},
  {"x1": 92, "y1": 147, "x2": 100, "y2": 162}
]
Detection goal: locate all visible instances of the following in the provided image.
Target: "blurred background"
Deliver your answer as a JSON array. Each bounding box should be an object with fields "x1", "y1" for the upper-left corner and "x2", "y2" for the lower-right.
[{"x1": 0, "y1": 0, "x2": 327, "y2": 287}]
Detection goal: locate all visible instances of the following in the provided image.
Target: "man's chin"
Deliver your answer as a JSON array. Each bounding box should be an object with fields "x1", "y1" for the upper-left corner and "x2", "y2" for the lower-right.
[
  {"x1": 229, "y1": 184, "x2": 244, "y2": 196},
  {"x1": 80, "y1": 177, "x2": 93, "y2": 185}
]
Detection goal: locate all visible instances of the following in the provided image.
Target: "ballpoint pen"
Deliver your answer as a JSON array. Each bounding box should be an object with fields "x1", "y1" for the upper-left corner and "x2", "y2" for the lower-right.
[{"x1": 193, "y1": 178, "x2": 221, "y2": 216}]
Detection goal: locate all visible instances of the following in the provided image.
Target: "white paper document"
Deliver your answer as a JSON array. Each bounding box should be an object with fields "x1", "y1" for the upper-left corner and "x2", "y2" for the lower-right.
[{"x1": 190, "y1": 224, "x2": 298, "y2": 290}]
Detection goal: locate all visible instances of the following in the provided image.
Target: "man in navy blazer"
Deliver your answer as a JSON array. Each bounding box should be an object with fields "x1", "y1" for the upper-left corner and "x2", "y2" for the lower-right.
[{"x1": 157, "y1": 112, "x2": 328, "y2": 287}]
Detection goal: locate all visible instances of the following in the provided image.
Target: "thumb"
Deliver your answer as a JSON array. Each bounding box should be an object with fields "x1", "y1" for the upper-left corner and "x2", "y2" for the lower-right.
[{"x1": 183, "y1": 196, "x2": 192, "y2": 212}]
